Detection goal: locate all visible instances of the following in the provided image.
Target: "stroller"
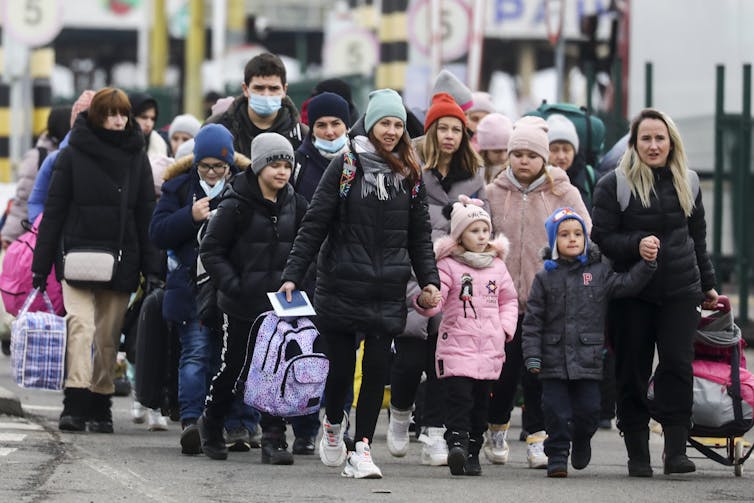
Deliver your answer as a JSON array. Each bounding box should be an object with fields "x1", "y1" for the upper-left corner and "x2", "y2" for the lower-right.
[{"x1": 688, "y1": 296, "x2": 754, "y2": 476}]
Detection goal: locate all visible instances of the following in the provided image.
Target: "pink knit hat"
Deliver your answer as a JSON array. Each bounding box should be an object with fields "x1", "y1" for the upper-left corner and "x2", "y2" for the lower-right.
[
  {"x1": 476, "y1": 113, "x2": 513, "y2": 151},
  {"x1": 450, "y1": 194, "x2": 492, "y2": 242},
  {"x1": 70, "y1": 90, "x2": 95, "y2": 127},
  {"x1": 507, "y1": 116, "x2": 550, "y2": 161},
  {"x1": 468, "y1": 92, "x2": 496, "y2": 114}
]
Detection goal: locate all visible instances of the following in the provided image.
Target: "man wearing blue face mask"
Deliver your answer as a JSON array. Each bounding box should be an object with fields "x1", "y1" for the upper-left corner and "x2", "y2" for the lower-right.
[
  {"x1": 208, "y1": 52, "x2": 308, "y2": 159},
  {"x1": 293, "y1": 92, "x2": 352, "y2": 202},
  {"x1": 149, "y1": 124, "x2": 248, "y2": 456}
]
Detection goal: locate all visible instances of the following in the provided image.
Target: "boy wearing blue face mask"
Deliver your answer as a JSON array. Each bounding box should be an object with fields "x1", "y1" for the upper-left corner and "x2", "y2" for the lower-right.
[
  {"x1": 293, "y1": 91, "x2": 353, "y2": 203},
  {"x1": 209, "y1": 52, "x2": 308, "y2": 159},
  {"x1": 149, "y1": 124, "x2": 244, "y2": 454}
]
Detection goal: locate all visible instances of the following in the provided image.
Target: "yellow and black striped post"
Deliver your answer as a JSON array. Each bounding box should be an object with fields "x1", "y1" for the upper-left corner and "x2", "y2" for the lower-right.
[
  {"x1": 0, "y1": 80, "x2": 10, "y2": 182},
  {"x1": 376, "y1": 0, "x2": 408, "y2": 93},
  {"x1": 31, "y1": 48, "x2": 54, "y2": 139}
]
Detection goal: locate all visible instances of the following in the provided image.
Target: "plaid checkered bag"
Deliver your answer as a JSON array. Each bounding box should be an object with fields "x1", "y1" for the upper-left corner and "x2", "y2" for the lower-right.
[{"x1": 10, "y1": 288, "x2": 67, "y2": 390}]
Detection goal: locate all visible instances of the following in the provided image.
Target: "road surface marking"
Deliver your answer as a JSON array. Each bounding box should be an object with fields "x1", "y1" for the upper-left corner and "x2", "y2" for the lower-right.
[
  {"x1": 0, "y1": 447, "x2": 17, "y2": 456},
  {"x1": 0, "y1": 433, "x2": 26, "y2": 442}
]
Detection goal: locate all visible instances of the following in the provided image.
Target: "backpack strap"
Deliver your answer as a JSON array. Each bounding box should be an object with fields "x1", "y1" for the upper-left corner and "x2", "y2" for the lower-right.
[
  {"x1": 581, "y1": 106, "x2": 595, "y2": 167},
  {"x1": 615, "y1": 168, "x2": 701, "y2": 212},
  {"x1": 583, "y1": 164, "x2": 596, "y2": 201}
]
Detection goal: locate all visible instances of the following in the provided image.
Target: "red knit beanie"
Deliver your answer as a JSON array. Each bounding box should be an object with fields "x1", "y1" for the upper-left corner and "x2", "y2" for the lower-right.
[{"x1": 424, "y1": 92, "x2": 467, "y2": 133}]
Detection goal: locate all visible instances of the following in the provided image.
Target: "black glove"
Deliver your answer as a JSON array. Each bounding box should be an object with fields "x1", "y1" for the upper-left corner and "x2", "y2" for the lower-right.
[
  {"x1": 144, "y1": 274, "x2": 164, "y2": 293},
  {"x1": 32, "y1": 273, "x2": 47, "y2": 292}
]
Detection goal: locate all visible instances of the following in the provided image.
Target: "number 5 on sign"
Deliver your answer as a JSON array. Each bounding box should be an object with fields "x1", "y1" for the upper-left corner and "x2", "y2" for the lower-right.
[
  {"x1": 3, "y1": 0, "x2": 64, "y2": 47},
  {"x1": 408, "y1": 0, "x2": 471, "y2": 61}
]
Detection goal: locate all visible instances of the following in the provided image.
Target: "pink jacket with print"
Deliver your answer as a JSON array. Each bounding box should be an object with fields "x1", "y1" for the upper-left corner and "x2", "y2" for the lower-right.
[
  {"x1": 485, "y1": 166, "x2": 592, "y2": 314},
  {"x1": 416, "y1": 235, "x2": 518, "y2": 380}
]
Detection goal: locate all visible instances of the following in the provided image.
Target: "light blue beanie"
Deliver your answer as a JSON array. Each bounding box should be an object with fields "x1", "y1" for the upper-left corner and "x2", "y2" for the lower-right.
[{"x1": 364, "y1": 89, "x2": 407, "y2": 133}]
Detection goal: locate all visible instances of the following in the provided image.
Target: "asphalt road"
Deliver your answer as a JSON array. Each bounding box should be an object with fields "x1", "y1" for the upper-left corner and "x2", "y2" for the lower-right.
[{"x1": 1, "y1": 352, "x2": 753, "y2": 503}]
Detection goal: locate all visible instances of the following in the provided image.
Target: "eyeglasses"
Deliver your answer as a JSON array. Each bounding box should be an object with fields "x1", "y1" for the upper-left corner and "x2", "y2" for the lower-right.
[{"x1": 197, "y1": 161, "x2": 229, "y2": 174}]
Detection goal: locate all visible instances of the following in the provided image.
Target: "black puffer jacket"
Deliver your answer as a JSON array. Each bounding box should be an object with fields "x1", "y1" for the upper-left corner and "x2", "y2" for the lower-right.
[
  {"x1": 199, "y1": 169, "x2": 308, "y2": 321},
  {"x1": 522, "y1": 246, "x2": 656, "y2": 380},
  {"x1": 591, "y1": 167, "x2": 715, "y2": 303},
  {"x1": 210, "y1": 95, "x2": 307, "y2": 157},
  {"x1": 32, "y1": 112, "x2": 160, "y2": 292},
  {"x1": 282, "y1": 119, "x2": 440, "y2": 336}
]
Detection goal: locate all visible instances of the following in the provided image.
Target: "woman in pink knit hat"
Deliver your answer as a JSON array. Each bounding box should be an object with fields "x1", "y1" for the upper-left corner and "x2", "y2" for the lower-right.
[
  {"x1": 476, "y1": 113, "x2": 513, "y2": 184},
  {"x1": 483, "y1": 115, "x2": 590, "y2": 469}
]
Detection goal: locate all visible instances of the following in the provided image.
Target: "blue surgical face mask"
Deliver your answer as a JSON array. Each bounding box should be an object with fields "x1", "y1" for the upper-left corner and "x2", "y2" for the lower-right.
[
  {"x1": 313, "y1": 134, "x2": 347, "y2": 154},
  {"x1": 199, "y1": 178, "x2": 225, "y2": 199},
  {"x1": 248, "y1": 94, "x2": 282, "y2": 116}
]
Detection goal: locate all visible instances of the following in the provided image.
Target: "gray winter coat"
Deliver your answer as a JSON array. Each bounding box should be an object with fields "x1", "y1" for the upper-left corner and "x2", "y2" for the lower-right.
[{"x1": 522, "y1": 247, "x2": 656, "y2": 380}]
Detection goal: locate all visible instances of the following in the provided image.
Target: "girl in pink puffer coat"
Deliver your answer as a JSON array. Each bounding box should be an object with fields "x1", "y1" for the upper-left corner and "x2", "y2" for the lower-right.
[{"x1": 416, "y1": 195, "x2": 518, "y2": 476}]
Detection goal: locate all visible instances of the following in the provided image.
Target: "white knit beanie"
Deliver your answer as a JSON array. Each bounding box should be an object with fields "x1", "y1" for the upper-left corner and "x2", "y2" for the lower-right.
[
  {"x1": 546, "y1": 114, "x2": 579, "y2": 151},
  {"x1": 169, "y1": 114, "x2": 201, "y2": 140}
]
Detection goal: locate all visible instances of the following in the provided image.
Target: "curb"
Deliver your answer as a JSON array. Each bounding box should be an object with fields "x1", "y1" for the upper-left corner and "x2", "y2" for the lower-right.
[{"x1": 0, "y1": 384, "x2": 24, "y2": 416}]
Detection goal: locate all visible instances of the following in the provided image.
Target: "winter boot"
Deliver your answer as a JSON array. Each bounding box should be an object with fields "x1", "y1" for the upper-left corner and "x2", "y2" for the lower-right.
[
  {"x1": 464, "y1": 434, "x2": 483, "y2": 476},
  {"x1": 624, "y1": 429, "x2": 653, "y2": 477},
  {"x1": 197, "y1": 412, "x2": 228, "y2": 460},
  {"x1": 663, "y1": 425, "x2": 695, "y2": 475},
  {"x1": 59, "y1": 388, "x2": 89, "y2": 432},
  {"x1": 446, "y1": 431, "x2": 469, "y2": 476},
  {"x1": 261, "y1": 427, "x2": 294, "y2": 465},
  {"x1": 88, "y1": 393, "x2": 114, "y2": 433}
]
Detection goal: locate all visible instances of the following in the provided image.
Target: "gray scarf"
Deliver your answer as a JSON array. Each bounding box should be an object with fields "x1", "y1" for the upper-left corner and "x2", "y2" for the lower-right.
[
  {"x1": 353, "y1": 136, "x2": 406, "y2": 200},
  {"x1": 452, "y1": 249, "x2": 497, "y2": 269}
]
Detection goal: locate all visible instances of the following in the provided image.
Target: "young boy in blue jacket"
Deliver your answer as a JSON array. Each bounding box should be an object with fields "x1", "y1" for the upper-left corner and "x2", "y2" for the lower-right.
[{"x1": 522, "y1": 207, "x2": 657, "y2": 478}]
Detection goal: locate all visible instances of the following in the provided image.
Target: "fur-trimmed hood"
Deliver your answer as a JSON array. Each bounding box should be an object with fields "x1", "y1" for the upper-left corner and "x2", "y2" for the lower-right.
[
  {"x1": 434, "y1": 234, "x2": 510, "y2": 262},
  {"x1": 162, "y1": 152, "x2": 252, "y2": 181},
  {"x1": 539, "y1": 242, "x2": 602, "y2": 264}
]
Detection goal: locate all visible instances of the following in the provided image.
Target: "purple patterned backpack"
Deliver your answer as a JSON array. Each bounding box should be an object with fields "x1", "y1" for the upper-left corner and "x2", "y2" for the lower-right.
[{"x1": 242, "y1": 312, "x2": 328, "y2": 417}]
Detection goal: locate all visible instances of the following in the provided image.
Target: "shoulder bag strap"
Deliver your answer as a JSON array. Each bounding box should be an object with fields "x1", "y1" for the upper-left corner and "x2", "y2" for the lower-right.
[{"x1": 116, "y1": 165, "x2": 132, "y2": 262}]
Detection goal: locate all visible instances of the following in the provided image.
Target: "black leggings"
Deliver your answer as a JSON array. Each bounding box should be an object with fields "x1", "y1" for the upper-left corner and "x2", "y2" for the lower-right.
[
  {"x1": 487, "y1": 314, "x2": 544, "y2": 433},
  {"x1": 390, "y1": 332, "x2": 446, "y2": 427},
  {"x1": 204, "y1": 313, "x2": 284, "y2": 432},
  {"x1": 324, "y1": 330, "x2": 392, "y2": 444},
  {"x1": 611, "y1": 297, "x2": 699, "y2": 432}
]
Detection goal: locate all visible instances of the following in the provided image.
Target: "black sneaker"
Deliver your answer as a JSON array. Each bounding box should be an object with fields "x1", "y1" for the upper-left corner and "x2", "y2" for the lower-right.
[
  {"x1": 571, "y1": 439, "x2": 592, "y2": 470},
  {"x1": 261, "y1": 438, "x2": 294, "y2": 465},
  {"x1": 464, "y1": 453, "x2": 482, "y2": 476},
  {"x1": 197, "y1": 413, "x2": 228, "y2": 460},
  {"x1": 181, "y1": 422, "x2": 202, "y2": 455},
  {"x1": 292, "y1": 436, "x2": 316, "y2": 455},
  {"x1": 225, "y1": 427, "x2": 251, "y2": 452},
  {"x1": 547, "y1": 460, "x2": 568, "y2": 478}
]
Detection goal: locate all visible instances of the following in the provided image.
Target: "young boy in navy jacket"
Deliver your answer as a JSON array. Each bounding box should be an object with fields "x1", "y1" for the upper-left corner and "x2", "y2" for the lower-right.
[{"x1": 522, "y1": 207, "x2": 656, "y2": 477}]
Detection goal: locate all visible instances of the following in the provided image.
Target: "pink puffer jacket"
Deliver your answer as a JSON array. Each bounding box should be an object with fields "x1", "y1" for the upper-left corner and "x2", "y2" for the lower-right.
[
  {"x1": 485, "y1": 166, "x2": 591, "y2": 313},
  {"x1": 417, "y1": 235, "x2": 518, "y2": 380}
]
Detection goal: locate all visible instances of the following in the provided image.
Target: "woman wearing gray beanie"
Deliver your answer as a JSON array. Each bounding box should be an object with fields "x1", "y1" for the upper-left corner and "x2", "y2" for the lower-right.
[{"x1": 280, "y1": 88, "x2": 440, "y2": 479}]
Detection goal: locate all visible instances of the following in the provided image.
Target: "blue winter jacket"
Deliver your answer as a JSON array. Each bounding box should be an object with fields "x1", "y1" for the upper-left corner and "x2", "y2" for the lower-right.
[{"x1": 28, "y1": 132, "x2": 69, "y2": 222}]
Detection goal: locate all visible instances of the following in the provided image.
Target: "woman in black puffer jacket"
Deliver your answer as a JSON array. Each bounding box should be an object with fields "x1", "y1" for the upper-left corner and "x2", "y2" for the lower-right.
[
  {"x1": 281, "y1": 89, "x2": 440, "y2": 479},
  {"x1": 591, "y1": 108, "x2": 717, "y2": 478},
  {"x1": 32, "y1": 87, "x2": 160, "y2": 433}
]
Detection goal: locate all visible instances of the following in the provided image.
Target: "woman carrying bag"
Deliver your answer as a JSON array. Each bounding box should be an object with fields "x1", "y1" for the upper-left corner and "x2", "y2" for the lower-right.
[{"x1": 32, "y1": 87, "x2": 161, "y2": 433}]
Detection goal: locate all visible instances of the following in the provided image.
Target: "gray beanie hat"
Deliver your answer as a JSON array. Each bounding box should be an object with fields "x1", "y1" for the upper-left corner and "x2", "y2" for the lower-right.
[
  {"x1": 168, "y1": 113, "x2": 201, "y2": 140},
  {"x1": 250, "y1": 132, "x2": 295, "y2": 175},
  {"x1": 432, "y1": 69, "x2": 473, "y2": 111},
  {"x1": 546, "y1": 114, "x2": 579, "y2": 151}
]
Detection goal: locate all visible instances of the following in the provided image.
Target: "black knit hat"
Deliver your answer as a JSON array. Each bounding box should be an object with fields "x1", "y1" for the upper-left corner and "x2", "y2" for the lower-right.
[{"x1": 47, "y1": 106, "x2": 72, "y2": 145}]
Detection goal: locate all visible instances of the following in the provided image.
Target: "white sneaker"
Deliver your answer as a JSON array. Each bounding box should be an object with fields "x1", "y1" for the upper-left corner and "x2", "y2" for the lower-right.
[
  {"x1": 386, "y1": 406, "x2": 411, "y2": 457},
  {"x1": 483, "y1": 424, "x2": 510, "y2": 464},
  {"x1": 342, "y1": 439, "x2": 383, "y2": 479},
  {"x1": 526, "y1": 430, "x2": 548, "y2": 468},
  {"x1": 319, "y1": 415, "x2": 347, "y2": 467},
  {"x1": 131, "y1": 400, "x2": 146, "y2": 424},
  {"x1": 419, "y1": 426, "x2": 448, "y2": 466},
  {"x1": 147, "y1": 409, "x2": 168, "y2": 431}
]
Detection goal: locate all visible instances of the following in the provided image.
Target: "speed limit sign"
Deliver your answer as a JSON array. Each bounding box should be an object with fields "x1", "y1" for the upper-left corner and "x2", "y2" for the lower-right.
[
  {"x1": 323, "y1": 27, "x2": 379, "y2": 77},
  {"x1": 408, "y1": 0, "x2": 471, "y2": 61},
  {"x1": 3, "y1": 0, "x2": 63, "y2": 47}
]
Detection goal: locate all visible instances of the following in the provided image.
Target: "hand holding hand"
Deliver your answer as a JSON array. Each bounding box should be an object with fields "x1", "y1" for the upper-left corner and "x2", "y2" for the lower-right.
[
  {"x1": 639, "y1": 235, "x2": 660, "y2": 261},
  {"x1": 278, "y1": 281, "x2": 297, "y2": 302},
  {"x1": 191, "y1": 196, "x2": 211, "y2": 222},
  {"x1": 420, "y1": 285, "x2": 441, "y2": 308}
]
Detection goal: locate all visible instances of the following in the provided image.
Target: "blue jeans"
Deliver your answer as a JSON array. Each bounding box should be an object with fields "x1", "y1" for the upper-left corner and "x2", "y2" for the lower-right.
[
  {"x1": 225, "y1": 399, "x2": 261, "y2": 432},
  {"x1": 178, "y1": 318, "x2": 220, "y2": 422}
]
